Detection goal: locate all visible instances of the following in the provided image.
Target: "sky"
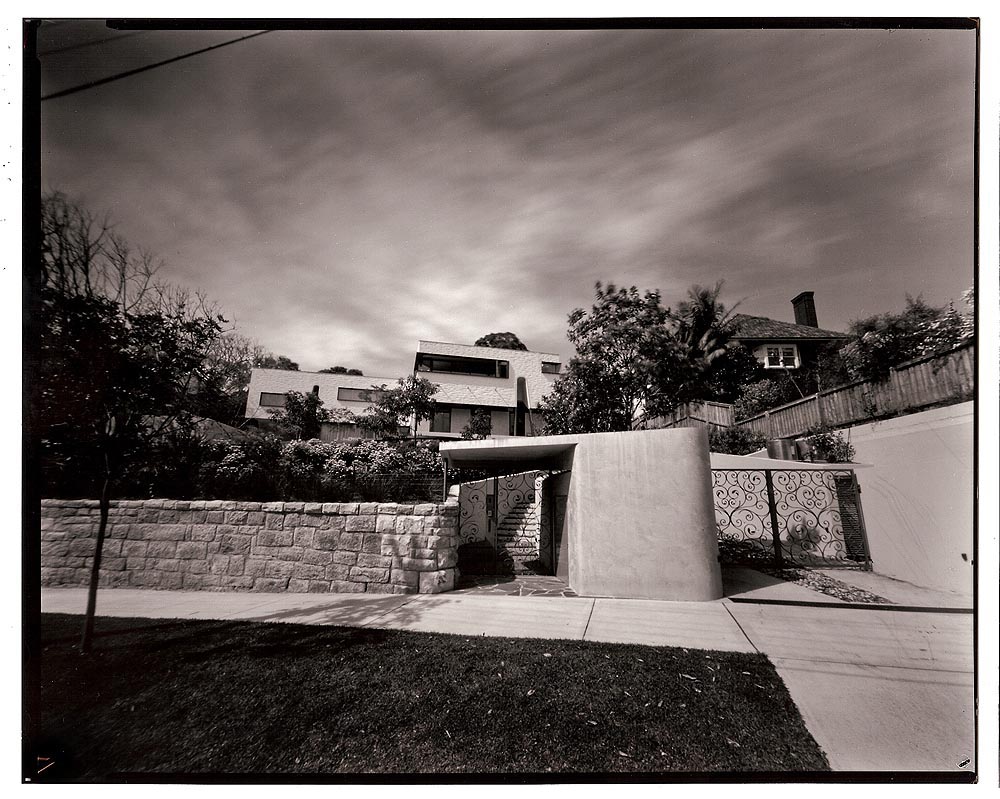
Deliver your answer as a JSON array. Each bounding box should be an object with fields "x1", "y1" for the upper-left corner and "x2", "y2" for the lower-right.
[{"x1": 37, "y1": 22, "x2": 977, "y2": 377}]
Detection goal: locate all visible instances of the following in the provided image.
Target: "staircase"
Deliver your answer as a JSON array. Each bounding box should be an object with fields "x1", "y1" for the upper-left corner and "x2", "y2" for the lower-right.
[{"x1": 496, "y1": 500, "x2": 541, "y2": 574}]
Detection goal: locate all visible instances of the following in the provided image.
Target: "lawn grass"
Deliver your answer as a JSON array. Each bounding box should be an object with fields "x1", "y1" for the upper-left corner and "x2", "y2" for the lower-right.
[{"x1": 33, "y1": 613, "x2": 828, "y2": 779}]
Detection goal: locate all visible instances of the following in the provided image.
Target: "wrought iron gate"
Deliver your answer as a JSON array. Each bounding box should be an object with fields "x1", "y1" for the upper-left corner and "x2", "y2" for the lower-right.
[
  {"x1": 713, "y1": 468, "x2": 872, "y2": 569},
  {"x1": 456, "y1": 471, "x2": 546, "y2": 575}
]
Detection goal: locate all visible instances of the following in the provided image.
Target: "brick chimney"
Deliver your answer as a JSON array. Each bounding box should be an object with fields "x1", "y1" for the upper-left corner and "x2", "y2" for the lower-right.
[{"x1": 791, "y1": 291, "x2": 818, "y2": 328}]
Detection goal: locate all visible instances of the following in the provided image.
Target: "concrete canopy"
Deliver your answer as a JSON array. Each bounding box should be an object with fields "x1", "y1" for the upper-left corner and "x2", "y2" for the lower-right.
[{"x1": 441, "y1": 429, "x2": 723, "y2": 601}]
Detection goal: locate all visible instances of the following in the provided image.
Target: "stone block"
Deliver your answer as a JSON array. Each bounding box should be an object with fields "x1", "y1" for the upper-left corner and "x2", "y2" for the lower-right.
[
  {"x1": 284, "y1": 502, "x2": 305, "y2": 513},
  {"x1": 185, "y1": 559, "x2": 209, "y2": 574},
  {"x1": 293, "y1": 527, "x2": 316, "y2": 548},
  {"x1": 328, "y1": 580, "x2": 366, "y2": 593},
  {"x1": 292, "y1": 562, "x2": 327, "y2": 581},
  {"x1": 209, "y1": 554, "x2": 233, "y2": 575},
  {"x1": 302, "y1": 549, "x2": 333, "y2": 566},
  {"x1": 304, "y1": 502, "x2": 324, "y2": 515},
  {"x1": 400, "y1": 557, "x2": 436, "y2": 572},
  {"x1": 375, "y1": 515, "x2": 397, "y2": 533},
  {"x1": 361, "y1": 534, "x2": 383, "y2": 554},
  {"x1": 379, "y1": 535, "x2": 412, "y2": 556},
  {"x1": 176, "y1": 541, "x2": 208, "y2": 559},
  {"x1": 321, "y1": 503, "x2": 341, "y2": 514},
  {"x1": 41, "y1": 541, "x2": 70, "y2": 558},
  {"x1": 99, "y1": 572, "x2": 131, "y2": 588},
  {"x1": 244, "y1": 558, "x2": 267, "y2": 577},
  {"x1": 68, "y1": 539, "x2": 96, "y2": 557},
  {"x1": 276, "y1": 547, "x2": 304, "y2": 562},
  {"x1": 438, "y1": 550, "x2": 458, "y2": 569},
  {"x1": 339, "y1": 533, "x2": 363, "y2": 552},
  {"x1": 225, "y1": 510, "x2": 249, "y2": 525},
  {"x1": 314, "y1": 530, "x2": 340, "y2": 551},
  {"x1": 157, "y1": 510, "x2": 182, "y2": 524},
  {"x1": 411, "y1": 547, "x2": 437, "y2": 561},
  {"x1": 246, "y1": 512, "x2": 265, "y2": 526},
  {"x1": 264, "y1": 561, "x2": 296, "y2": 579},
  {"x1": 257, "y1": 530, "x2": 293, "y2": 548},
  {"x1": 317, "y1": 515, "x2": 346, "y2": 531},
  {"x1": 151, "y1": 558, "x2": 181, "y2": 572},
  {"x1": 376, "y1": 503, "x2": 400, "y2": 514},
  {"x1": 395, "y1": 504, "x2": 414, "y2": 514},
  {"x1": 102, "y1": 540, "x2": 124, "y2": 557},
  {"x1": 125, "y1": 557, "x2": 148, "y2": 571},
  {"x1": 390, "y1": 569, "x2": 418, "y2": 587},
  {"x1": 148, "y1": 523, "x2": 190, "y2": 541},
  {"x1": 345, "y1": 515, "x2": 376, "y2": 533},
  {"x1": 100, "y1": 557, "x2": 127, "y2": 571},
  {"x1": 358, "y1": 502, "x2": 379, "y2": 515},
  {"x1": 206, "y1": 511, "x2": 226, "y2": 524},
  {"x1": 349, "y1": 566, "x2": 389, "y2": 583},
  {"x1": 219, "y1": 576, "x2": 256, "y2": 590},
  {"x1": 262, "y1": 502, "x2": 284, "y2": 513},
  {"x1": 413, "y1": 504, "x2": 437, "y2": 515},
  {"x1": 288, "y1": 578, "x2": 310, "y2": 592},
  {"x1": 147, "y1": 541, "x2": 177, "y2": 558},
  {"x1": 331, "y1": 551, "x2": 357, "y2": 566},
  {"x1": 339, "y1": 503, "x2": 359, "y2": 515},
  {"x1": 365, "y1": 582, "x2": 398, "y2": 594},
  {"x1": 252, "y1": 576, "x2": 288, "y2": 592},
  {"x1": 218, "y1": 534, "x2": 252, "y2": 554},
  {"x1": 189, "y1": 524, "x2": 217, "y2": 541},
  {"x1": 419, "y1": 568, "x2": 455, "y2": 594},
  {"x1": 307, "y1": 580, "x2": 331, "y2": 593},
  {"x1": 357, "y1": 553, "x2": 393, "y2": 569},
  {"x1": 181, "y1": 573, "x2": 212, "y2": 589},
  {"x1": 326, "y1": 563, "x2": 352, "y2": 581},
  {"x1": 395, "y1": 516, "x2": 424, "y2": 535},
  {"x1": 263, "y1": 514, "x2": 285, "y2": 531},
  {"x1": 295, "y1": 514, "x2": 325, "y2": 528}
]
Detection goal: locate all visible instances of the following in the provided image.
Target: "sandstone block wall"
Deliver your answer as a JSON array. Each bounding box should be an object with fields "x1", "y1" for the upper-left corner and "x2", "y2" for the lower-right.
[{"x1": 41, "y1": 498, "x2": 460, "y2": 594}]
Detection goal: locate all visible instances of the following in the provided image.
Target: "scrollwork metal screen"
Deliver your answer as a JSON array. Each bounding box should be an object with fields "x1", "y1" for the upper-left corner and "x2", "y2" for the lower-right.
[{"x1": 713, "y1": 468, "x2": 870, "y2": 568}]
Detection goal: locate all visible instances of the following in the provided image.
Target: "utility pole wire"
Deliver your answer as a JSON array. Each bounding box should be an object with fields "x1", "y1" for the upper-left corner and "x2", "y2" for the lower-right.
[
  {"x1": 41, "y1": 29, "x2": 270, "y2": 101},
  {"x1": 39, "y1": 31, "x2": 148, "y2": 57}
]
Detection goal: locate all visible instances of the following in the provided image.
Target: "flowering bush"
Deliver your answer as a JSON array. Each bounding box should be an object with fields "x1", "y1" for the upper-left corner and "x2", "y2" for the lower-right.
[{"x1": 801, "y1": 427, "x2": 855, "y2": 463}]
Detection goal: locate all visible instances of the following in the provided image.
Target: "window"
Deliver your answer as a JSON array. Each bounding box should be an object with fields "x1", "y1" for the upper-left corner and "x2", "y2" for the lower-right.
[
  {"x1": 415, "y1": 353, "x2": 509, "y2": 378},
  {"x1": 337, "y1": 387, "x2": 386, "y2": 403},
  {"x1": 541, "y1": 361, "x2": 560, "y2": 374},
  {"x1": 430, "y1": 408, "x2": 452, "y2": 433},
  {"x1": 762, "y1": 344, "x2": 799, "y2": 369},
  {"x1": 259, "y1": 392, "x2": 287, "y2": 408}
]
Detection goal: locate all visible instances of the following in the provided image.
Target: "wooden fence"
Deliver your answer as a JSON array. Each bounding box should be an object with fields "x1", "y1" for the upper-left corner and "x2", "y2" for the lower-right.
[
  {"x1": 735, "y1": 343, "x2": 974, "y2": 439},
  {"x1": 648, "y1": 400, "x2": 734, "y2": 430},
  {"x1": 651, "y1": 342, "x2": 974, "y2": 440}
]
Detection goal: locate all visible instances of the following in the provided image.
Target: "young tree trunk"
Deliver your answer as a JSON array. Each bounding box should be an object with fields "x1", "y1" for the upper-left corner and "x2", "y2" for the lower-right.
[{"x1": 80, "y1": 472, "x2": 110, "y2": 653}]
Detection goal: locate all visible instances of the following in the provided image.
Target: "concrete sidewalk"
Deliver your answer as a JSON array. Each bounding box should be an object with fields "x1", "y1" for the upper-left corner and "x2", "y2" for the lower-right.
[{"x1": 41, "y1": 586, "x2": 975, "y2": 773}]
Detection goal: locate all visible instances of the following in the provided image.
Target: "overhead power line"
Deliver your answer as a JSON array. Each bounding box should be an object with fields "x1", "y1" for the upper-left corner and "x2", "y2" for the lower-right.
[
  {"x1": 41, "y1": 29, "x2": 270, "y2": 102},
  {"x1": 39, "y1": 31, "x2": 148, "y2": 57}
]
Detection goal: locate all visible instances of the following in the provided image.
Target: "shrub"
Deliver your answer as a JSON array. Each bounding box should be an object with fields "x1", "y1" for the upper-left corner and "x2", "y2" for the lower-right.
[
  {"x1": 733, "y1": 379, "x2": 799, "y2": 419},
  {"x1": 708, "y1": 427, "x2": 767, "y2": 455},
  {"x1": 801, "y1": 427, "x2": 855, "y2": 463}
]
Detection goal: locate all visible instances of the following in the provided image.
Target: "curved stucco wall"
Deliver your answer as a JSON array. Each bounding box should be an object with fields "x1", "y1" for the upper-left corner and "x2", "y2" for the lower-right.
[{"x1": 565, "y1": 427, "x2": 722, "y2": 601}]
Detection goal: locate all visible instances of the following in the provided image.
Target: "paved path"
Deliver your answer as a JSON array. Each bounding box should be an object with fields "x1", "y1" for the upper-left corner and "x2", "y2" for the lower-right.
[{"x1": 41, "y1": 585, "x2": 974, "y2": 773}]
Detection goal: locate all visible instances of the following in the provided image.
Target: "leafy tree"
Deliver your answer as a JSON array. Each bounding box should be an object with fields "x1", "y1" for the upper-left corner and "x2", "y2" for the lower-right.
[
  {"x1": 318, "y1": 365, "x2": 364, "y2": 375},
  {"x1": 267, "y1": 390, "x2": 332, "y2": 440},
  {"x1": 255, "y1": 353, "x2": 299, "y2": 371},
  {"x1": 840, "y1": 294, "x2": 973, "y2": 383},
  {"x1": 34, "y1": 193, "x2": 224, "y2": 652},
  {"x1": 474, "y1": 332, "x2": 528, "y2": 351},
  {"x1": 357, "y1": 376, "x2": 439, "y2": 439},
  {"x1": 733, "y1": 378, "x2": 799, "y2": 420},
  {"x1": 195, "y1": 332, "x2": 267, "y2": 426},
  {"x1": 460, "y1": 408, "x2": 493, "y2": 440},
  {"x1": 539, "y1": 283, "x2": 704, "y2": 433}
]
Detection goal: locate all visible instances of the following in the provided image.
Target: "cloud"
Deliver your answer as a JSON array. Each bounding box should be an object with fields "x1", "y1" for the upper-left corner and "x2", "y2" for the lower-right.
[{"x1": 39, "y1": 24, "x2": 976, "y2": 375}]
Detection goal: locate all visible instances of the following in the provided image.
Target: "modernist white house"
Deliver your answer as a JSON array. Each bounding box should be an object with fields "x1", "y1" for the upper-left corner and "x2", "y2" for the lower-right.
[
  {"x1": 244, "y1": 340, "x2": 562, "y2": 439},
  {"x1": 413, "y1": 340, "x2": 561, "y2": 438}
]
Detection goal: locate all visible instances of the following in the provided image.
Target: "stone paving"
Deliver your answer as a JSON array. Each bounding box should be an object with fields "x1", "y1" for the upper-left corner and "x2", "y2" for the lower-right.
[{"x1": 452, "y1": 574, "x2": 578, "y2": 597}]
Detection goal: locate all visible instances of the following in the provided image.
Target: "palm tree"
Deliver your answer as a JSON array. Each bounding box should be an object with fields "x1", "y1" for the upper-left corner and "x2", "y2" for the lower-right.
[{"x1": 672, "y1": 281, "x2": 742, "y2": 367}]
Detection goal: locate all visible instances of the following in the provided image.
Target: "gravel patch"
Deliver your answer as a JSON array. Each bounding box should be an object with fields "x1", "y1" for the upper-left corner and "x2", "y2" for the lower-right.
[{"x1": 755, "y1": 567, "x2": 894, "y2": 604}]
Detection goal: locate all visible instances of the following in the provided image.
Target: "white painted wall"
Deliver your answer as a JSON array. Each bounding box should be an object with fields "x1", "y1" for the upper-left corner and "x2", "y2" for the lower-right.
[
  {"x1": 844, "y1": 402, "x2": 974, "y2": 595},
  {"x1": 245, "y1": 368, "x2": 400, "y2": 419}
]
